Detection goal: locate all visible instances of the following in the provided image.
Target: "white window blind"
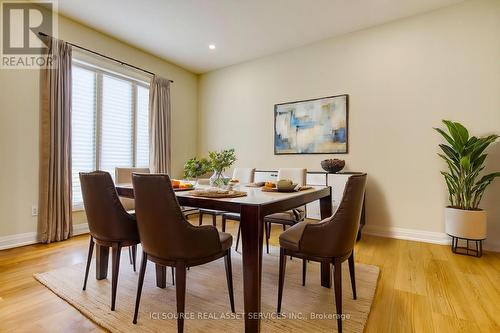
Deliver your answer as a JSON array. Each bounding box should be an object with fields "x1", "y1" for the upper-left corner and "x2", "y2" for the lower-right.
[
  {"x1": 71, "y1": 61, "x2": 150, "y2": 207},
  {"x1": 101, "y1": 75, "x2": 133, "y2": 178},
  {"x1": 71, "y1": 66, "x2": 96, "y2": 206}
]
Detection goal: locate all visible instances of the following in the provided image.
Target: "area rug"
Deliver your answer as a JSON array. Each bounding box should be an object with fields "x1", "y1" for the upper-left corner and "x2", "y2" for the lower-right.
[{"x1": 34, "y1": 247, "x2": 379, "y2": 332}]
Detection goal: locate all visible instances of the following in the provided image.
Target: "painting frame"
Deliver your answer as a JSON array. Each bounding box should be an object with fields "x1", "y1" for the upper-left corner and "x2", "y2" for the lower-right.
[{"x1": 274, "y1": 94, "x2": 349, "y2": 155}]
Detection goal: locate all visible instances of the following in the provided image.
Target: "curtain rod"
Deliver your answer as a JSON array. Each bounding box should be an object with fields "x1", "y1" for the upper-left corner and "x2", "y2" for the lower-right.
[{"x1": 38, "y1": 32, "x2": 173, "y2": 83}]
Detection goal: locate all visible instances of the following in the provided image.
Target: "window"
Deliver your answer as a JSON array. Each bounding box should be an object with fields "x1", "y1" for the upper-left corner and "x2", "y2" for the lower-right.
[{"x1": 71, "y1": 61, "x2": 150, "y2": 208}]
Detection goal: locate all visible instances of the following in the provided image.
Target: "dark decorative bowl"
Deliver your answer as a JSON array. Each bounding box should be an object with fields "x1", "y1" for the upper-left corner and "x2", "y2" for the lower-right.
[{"x1": 321, "y1": 159, "x2": 345, "y2": 173}]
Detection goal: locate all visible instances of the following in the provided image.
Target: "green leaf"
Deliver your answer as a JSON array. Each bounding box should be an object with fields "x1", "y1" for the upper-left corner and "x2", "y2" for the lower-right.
[
  {"x1": 441, "y1": 171, "x2": 458, "y2": 189},
  {"x1": 439, "y1": 144, "x2": 459, "y2": 163},
  {"x1": 443, "y1": 120, "x2": 466, "y2": 152},
  {"x1": 470, "y1": 135, "x2": 499, "y2": 161},
  {"x1": 438, "y1": 154, "x2": 459, "y2": 176},
  {"x1": 434, "y1": 127, "x2": 458, "y2": 150},
  {"x1": 478, "y1": 172, "x2": 500, "y2": 184},
  {"x1": 460, "y1": 156, "x2": 471, "y2": 170},
  {"x1": 463, "y1": 136, "x2": 478, "y2": 156},
  {"x1": 471, "y1": 154, "x2": 487, "y2": 170},
  {"x1": 453, "y1": 122, "x2": 469, "y2": 144}
]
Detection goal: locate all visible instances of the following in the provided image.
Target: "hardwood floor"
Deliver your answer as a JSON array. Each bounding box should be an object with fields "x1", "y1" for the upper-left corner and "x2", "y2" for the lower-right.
[{"x1": 1, "y1": 217, "x2": 499, "y2": 332}]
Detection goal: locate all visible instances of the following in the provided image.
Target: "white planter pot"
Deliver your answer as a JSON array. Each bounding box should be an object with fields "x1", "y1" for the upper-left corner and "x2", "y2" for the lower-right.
[{"x1": 445, "y1": 207, "x2": 487, "y2": 240}]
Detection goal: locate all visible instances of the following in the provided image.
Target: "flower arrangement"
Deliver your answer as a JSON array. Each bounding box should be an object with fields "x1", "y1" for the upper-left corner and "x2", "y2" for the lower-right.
[
  {"x1": 208, "y1": 148, "x2": 237, "y2": 187},
  {"x1": 183, "y1": 157, "x2": 211, "y2": 180}
]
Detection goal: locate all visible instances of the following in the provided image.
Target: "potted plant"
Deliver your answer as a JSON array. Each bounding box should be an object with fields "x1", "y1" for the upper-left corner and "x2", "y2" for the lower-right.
[
  {"x1": 435, "y1": 120, "x2": 499, "y2": 255},
  {"x1": 183, "y1": 157, "x2": 211, "y2": 185},
  {"x1": 208, "y1": 148, "x2": 237, "y2": 187}
]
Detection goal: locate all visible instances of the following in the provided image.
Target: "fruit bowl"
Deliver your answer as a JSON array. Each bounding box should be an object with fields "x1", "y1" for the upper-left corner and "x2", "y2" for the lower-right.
[
  {"x1": 276, "y1": 183, "x2": 298, "y2": 192},
  {"x1": 320, "y1": 159, "x2": 345, "y2": 173}
]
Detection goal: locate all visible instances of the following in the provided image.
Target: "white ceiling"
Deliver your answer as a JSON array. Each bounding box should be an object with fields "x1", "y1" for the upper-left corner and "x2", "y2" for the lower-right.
[{"x1": 58, "y1": 0, "x2": 463, "y2": 74}]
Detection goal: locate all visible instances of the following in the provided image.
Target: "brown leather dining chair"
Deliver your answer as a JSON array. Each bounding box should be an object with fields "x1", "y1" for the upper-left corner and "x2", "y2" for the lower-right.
[
  {"x1": 132, "y1": 173, "x2": 235, "y2": 332},
  {"x1": 79, "y1": 171, "x2": 141, "y2": 311},
  {"x1": 276, "y1": 173, "x2": 367, "y2": 333}
]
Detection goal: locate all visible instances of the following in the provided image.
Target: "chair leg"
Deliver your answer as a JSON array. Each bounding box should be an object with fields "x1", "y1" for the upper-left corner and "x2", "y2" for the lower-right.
[
  {"x1": 212, "y1": 214, "x2": 217, "y2": 228},
  {"x1": 198, "y1": 212, "x2": 203, "y2": 226},
  {"x1": 83, "y1": 237, "x2": 94, "y2": 291},
  {"x1": 128, "y1": 247, "x2": 133, "y2": 264},
  {"x1": 235, "y1": 224, "x2": 241, "y2": 252},
  {"x1": 277, "y1": 248, "x2": 287, "y2": 313},
  {"x1": 171, "y1": 267, "x2": 175, "y2": 285},
  {"x1": 222, "y1": 216, "x2": 226, "y2": 232},
  {"x1": 111, "y1": 243, "x2": 122, "y2": 311},
  {"x1": 302, "y1": 259, "x2": 307, "y2": 286},
  {"x1": 175, "y1": 263, "x2": 187, "y2": 333},
  {"x1": 133, "y1": 251, "x2": 148, "y2": 324},
  {"x1": 348, "y1": 252, "x2": 357, "y2": 300},
  {"x1": 224, "y1": 250, "x2": 236, "y2": 312},
  {"x1": 156, "y1": 264, "x2": 167, "y2": 289},
  {"x1": 333, "y1": 259, "x2": 343, "y2": 333},
  {"x1": 282, "y1": 224, "x2": 286, "y2": 231},
  {"x1": 265, "y1": 222, "x2": 270, "y2": 254},
  {"x1": 131, "y1": 245, "x2": 137, "y2": 272}
]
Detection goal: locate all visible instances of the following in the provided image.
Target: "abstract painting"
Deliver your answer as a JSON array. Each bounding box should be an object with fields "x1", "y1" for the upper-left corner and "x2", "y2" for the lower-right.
[{"x1": 274, "y1": 94, "x2": 348, "y2": 154}]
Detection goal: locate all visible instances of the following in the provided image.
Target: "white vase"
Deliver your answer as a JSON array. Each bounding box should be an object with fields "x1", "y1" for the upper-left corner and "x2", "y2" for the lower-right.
[{"x1": 444, "y1": 207, "x2": 487, "y2": 240}]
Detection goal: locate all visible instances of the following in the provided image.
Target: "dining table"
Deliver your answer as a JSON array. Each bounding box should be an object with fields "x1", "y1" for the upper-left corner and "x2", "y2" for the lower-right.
[{"x1": 111, "y1": 183, "x2": 333, "y2": 333}]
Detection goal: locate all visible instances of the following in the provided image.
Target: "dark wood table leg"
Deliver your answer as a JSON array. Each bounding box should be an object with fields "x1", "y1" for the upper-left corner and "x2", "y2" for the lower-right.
[
  {"x1": 240, "y1": 205, "x2": 263, "y2": 333},
  {"x1": 156, "y1": 264, "x2": 167, "y2": 288},
  {"x1": 95, "y1": 244, "x2": 109, "y2": 280},
  {"x1": 320, "y1": 190, "x2": 333, "y2": 288}
]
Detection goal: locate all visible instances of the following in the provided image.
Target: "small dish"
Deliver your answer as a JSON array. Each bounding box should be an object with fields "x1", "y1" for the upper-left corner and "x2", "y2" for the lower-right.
[{"x1": 276, "y1": 183, "x2": 298, "y2": 192}]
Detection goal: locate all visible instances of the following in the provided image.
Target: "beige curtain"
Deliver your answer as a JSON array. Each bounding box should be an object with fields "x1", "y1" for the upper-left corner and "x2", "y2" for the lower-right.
[
  {"x1": 39, "y1": 38, "x2": 73, "y2": 243},
  {"x1": 149, "y1": 75, "x2": 172, "y2": 174}
]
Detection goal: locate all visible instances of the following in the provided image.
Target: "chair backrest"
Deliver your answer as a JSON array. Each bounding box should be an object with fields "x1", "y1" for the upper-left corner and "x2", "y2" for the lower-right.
[
  {"x1": 115, "y1": 167, "x2": 150, "y2": 184},
  {"x1": 132, "y1": 173, "x2": 221, "y2": 260},
  {"x1": 301, "y1": 173, "x2": 367, "y2": 257},
  {"x1": 277, "y1": 168, "x2": 307, "y2": 186},
  {"x1": 79, "y1": 171, "x2": 138, "y2": 242},
  {"x1": 115, "y1": 167, "x2": 150, "y2": 211},
  {"x1": 232, "y1": 168, "x2": 256, "y2": 184}
]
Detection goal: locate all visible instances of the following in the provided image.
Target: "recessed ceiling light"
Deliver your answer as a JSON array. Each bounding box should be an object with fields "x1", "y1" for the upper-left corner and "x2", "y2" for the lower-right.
[{"x1": 209, "y1": 44, "x2": 216, "y2": 50}]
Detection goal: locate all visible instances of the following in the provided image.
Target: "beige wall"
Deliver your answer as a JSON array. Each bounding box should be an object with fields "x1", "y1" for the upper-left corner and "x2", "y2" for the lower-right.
[
  {"x1": 0, "y1": 13, "x2": 198, "y2": 237},
  {"x1": 198, "y1": 0, "x2": 500, "y2": 248}
]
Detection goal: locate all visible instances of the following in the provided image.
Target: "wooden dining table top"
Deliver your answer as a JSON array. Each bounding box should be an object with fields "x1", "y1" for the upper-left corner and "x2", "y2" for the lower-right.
[{"x1": 115, "y1": 183, "x2": 331, "y2": 215}]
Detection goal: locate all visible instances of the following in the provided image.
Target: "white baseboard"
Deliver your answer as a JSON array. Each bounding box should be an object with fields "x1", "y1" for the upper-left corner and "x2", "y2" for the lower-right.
[
  {"x1": 0, "y1": 231, "x2": 39, "y2": 250},
  {"x1": 363, "y1": 225, "x2": 450, "y2": 245},
  {"x1": 0, "y1": 223, "x2": 89, "y2": 251},
  {"x1": 363, "y1": 224, "x2": 500, "y2": 252}
]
